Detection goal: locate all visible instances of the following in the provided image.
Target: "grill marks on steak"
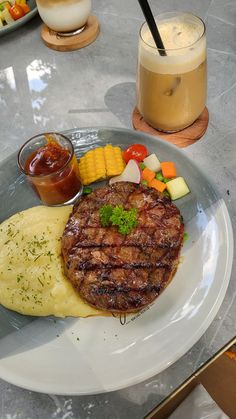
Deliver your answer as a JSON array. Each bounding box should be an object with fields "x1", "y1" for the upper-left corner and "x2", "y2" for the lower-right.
[
  {"x1": 71, "y1": 267, "x2": 175, "y2": 312},
  {"x1": 66, "y1": 246, "x2": 179, "y2": 270},
  {"x1": 62, "y1": 182, "x2": 184, "y2": 312}
]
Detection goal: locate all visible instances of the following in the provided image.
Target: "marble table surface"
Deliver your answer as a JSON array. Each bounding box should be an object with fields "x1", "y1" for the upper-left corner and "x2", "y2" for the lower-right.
[{"x1": 0, "y1": 0, "x2": 235, "y2": 417}]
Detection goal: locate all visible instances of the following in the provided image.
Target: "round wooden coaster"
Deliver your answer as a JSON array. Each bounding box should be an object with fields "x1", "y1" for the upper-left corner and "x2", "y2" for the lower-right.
[
  {"x1": 41, "y1": 15, "x2": 100, "y2": 52},
  {"x1": 132, "y1": 107, "x2": 209, "y2": 148}
]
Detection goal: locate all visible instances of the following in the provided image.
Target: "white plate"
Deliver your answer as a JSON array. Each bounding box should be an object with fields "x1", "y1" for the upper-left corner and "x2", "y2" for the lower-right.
[{"x1": 0, "y1": 128, "x2": 233, "y2": 395}]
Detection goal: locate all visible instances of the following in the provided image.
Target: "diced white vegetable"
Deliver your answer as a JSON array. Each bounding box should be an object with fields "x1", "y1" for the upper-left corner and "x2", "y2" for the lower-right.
[
  {"x1": 143, "y1": 153, "x2": 161, "y2": 172},
  {"x1": 109, "y1": 159, "x2": 141, "y2": 185},
  {"x1": 166, "y1": 177, "x2": 190, "y2": 200},
  {"x1": 2, "y1": 9, "x2": 14, "y2": 24}
]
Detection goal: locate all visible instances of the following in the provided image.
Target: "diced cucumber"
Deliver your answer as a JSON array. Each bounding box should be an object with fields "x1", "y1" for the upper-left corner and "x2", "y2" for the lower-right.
[
  {"x1": 143, "y1": 153, "x2": 161, "y2": 172},
  {"x1": 166, "y1": 177, "x2": 190, "y2": 200}
]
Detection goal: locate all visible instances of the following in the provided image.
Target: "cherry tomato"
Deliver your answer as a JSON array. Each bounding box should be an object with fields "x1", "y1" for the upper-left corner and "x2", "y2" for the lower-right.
[
  {"x1": 9, "y1": 4, "x2": 25, "y2": 20},
  {"x1": 123, "y1": 144, "x2": 148, "y2": 163}
]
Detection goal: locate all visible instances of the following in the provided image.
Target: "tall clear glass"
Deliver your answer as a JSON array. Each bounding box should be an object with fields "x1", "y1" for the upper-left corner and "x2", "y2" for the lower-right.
[{"x1": 137, "y1": 12, "x2": 207, "y2": 132}]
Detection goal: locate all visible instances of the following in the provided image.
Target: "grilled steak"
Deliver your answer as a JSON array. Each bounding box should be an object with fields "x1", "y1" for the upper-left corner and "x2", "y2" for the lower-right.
[{"x1": 61, "y1": 182, "x2": 184, "y2": 312}]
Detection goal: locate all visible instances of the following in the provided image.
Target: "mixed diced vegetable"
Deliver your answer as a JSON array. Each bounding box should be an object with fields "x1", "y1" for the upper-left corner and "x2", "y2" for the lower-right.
[
  {"x1": 112, "y1": 143, "x2": 190, "y2": 200},
  {"x1": 0, "y1": 0, "x2": 30, "y2": 26}
]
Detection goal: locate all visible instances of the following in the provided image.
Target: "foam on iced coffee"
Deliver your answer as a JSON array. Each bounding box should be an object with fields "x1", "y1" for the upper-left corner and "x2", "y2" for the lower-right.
[{"x1": 139, "y1": 14, "x2": 206, "y2": 74}]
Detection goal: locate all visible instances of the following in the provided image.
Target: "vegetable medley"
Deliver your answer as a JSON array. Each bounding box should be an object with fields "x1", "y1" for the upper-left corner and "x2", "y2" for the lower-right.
[
  {"x1": 80, "y1": 143, "x2": 190, "y2": 201},
  {"x1": 0, "y1": 0, "x2": 31, "y2": 27}
]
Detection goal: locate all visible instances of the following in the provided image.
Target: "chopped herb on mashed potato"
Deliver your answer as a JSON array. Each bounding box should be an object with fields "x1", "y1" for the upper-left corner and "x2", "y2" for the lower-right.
[{"x1": 0, "y1": 206, "x2": 105, "y2": 318}]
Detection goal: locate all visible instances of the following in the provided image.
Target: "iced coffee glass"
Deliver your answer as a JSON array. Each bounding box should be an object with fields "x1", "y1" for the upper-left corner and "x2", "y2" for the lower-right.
[{"x1": 137, "y1": 12, "x2": 207, "y2": 132}]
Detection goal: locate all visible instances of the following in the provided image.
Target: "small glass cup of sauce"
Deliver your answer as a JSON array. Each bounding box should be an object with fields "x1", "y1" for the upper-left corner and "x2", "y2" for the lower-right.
[{"x1": 18, "y1": 132, "x2": 83, "y2": 206}]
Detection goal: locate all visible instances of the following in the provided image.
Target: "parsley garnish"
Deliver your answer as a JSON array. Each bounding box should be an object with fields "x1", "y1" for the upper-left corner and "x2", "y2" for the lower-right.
[
  {"x1": 99, "y1": 205, "x2": 137, "y2": 235},
  {"x1": 99, "y1": 205, "x2": 114, "y2": 227}
]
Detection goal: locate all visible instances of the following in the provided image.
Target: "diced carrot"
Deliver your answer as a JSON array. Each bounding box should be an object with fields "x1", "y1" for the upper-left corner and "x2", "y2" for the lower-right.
[
  {"x1": 148, "y1": 179, "x2": 167, "y2": 193},
  {"x1": 20, "y1": 2, "x2": 30, "y2": 13},
  {"x1": 142, "y1": 167, "x2": 155, "y2": 183},
  {"x1": 161, "y1": 162, "x2": 177, "y2": 179}
]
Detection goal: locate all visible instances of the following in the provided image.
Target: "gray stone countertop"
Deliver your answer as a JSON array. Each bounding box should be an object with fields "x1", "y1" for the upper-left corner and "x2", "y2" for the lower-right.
[{"x1": 0, "y1": 0, "x2": 235, "y2": 418}]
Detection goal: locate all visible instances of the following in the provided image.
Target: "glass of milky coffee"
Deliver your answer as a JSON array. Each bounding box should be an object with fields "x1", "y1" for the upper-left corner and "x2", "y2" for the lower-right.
[
  {"x1": 36, "y1": 0, "x2": 91, "y2": 33},
  {"x1": 137, "y1": 12, "x2": 207, "y2": 132}
]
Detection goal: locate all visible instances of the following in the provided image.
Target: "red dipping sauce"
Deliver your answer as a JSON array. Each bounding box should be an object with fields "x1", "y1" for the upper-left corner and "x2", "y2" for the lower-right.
[
  {"x1": 25, "y1": 141, "x2": 71, "y2": 176},
  {"x1": 18, "y1": 134, "x2": 82, "y2": 205}
]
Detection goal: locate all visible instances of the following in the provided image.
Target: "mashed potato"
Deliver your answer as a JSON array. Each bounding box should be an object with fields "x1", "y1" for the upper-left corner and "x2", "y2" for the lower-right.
[{"x1": 0, "y1": 206, "x2": 104, "y2": 317}]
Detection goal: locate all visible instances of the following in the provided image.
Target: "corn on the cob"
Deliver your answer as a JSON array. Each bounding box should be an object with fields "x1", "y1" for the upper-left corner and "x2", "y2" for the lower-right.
[
  {"x1": 79, "y1": 145, "x2": 125, "y2": 185},
  {"x1": 104, "y1": 145, "x2": 125, "y2": 177}
]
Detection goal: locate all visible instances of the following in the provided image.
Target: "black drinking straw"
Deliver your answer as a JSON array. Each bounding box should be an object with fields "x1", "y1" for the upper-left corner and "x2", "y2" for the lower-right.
[{"x1": 138, "y1": 0, "x2": 167, "y2": 56}]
